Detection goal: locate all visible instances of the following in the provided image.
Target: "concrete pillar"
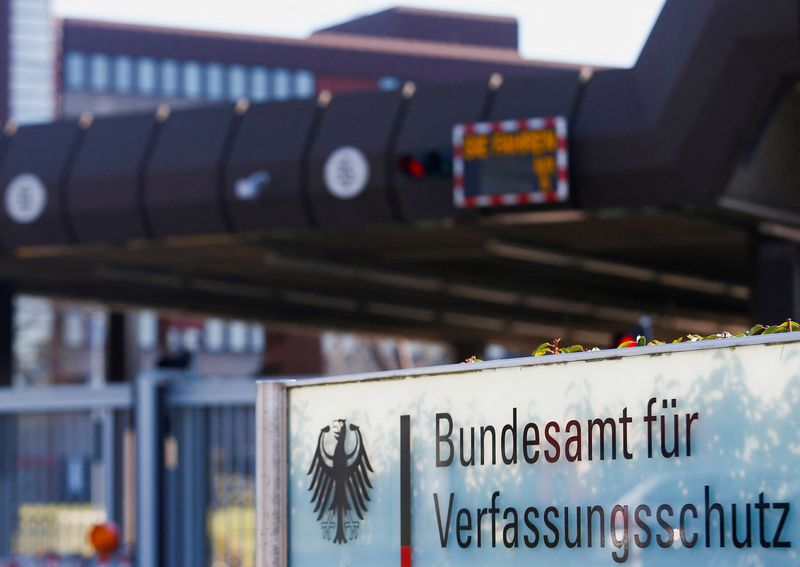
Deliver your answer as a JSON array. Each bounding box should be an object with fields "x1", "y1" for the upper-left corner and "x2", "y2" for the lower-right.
[
  {"x1": 106, "y1": 310, "x2": 129, "y2": 382},
  {"x1": 754, "y1": 237, "x2": 800, "y2": 323}
]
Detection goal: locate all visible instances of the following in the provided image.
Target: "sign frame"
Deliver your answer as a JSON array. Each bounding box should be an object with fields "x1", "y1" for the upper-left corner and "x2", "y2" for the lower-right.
[
  {"x1": 257, "y1": 333, "x2": 800, "y2": 567},
  {"x1": 452, "y1": 116, "x2": 569, "y2": 209}
]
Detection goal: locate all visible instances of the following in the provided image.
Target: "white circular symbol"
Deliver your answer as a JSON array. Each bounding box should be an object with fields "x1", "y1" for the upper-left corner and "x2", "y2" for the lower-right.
[
  {"x1": 5, "y1": 173, "x2": 47, "y2": 224},
  {"x1": 323, "y1": 146, "x2": 370, "y2": 200}
]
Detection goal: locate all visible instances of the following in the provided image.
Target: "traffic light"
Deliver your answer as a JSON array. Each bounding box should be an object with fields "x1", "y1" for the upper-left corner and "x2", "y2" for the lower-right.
[{"x1": 397, "y1": 150, "x2": 451, "y2": 180}]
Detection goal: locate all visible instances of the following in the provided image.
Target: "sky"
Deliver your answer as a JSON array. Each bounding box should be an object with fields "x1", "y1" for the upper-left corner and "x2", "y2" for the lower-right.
[{"x1": 52, "y1": 0, "x2": 666, "y2": 68}]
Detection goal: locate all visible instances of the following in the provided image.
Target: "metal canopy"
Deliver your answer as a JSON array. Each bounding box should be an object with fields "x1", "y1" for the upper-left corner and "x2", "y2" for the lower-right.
[
  {"x1": 68, "y1": 112, "x2": 157, "y2": 242},
  {"x1": 0, "y1": 0, "x2": 796, "y2": 347},
  {"x1": 1, "y1": 211, "x2": 750, "y2": 348}
]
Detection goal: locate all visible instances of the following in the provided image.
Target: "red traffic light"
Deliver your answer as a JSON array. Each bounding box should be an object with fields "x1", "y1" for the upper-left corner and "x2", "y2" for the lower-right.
[{"x1": 398, "y1": 155, "x2": 426, "y2": 179}]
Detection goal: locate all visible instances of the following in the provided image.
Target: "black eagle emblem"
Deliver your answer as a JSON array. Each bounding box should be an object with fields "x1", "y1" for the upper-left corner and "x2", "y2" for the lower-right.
[{"x1": 307, "y1": 419, "x2": 374, "y2": 544}]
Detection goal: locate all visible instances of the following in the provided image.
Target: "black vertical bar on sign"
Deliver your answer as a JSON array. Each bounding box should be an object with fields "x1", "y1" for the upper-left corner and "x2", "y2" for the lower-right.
[{"x1": 400, "y1": 414, "x2": 411, "y2": 564}]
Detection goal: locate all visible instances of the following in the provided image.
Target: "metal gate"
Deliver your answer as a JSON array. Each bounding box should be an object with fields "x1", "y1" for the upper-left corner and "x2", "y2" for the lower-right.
[
  {"x1": 0, "y1": 373, "x2": 259, "y2": 567},
  {"x1": 137, "y1": 373, "x2": 257, "y2": 567},
  {"x1": 0, "y1": 384, "x2": 132, "y2": 565}
]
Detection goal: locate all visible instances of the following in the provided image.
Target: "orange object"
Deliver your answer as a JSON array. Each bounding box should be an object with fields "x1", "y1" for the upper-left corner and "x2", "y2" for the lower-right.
[{"x1": 89, "y1": 522, "x2": 120, "y2": 560}]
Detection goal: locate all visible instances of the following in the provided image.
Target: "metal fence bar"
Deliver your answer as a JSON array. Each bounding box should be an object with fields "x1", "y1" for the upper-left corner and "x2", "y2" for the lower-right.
[
  {"x1": 167, "y1": 378, "x2": 256, "y2": 407},
  {"x1": 180, "y1": 407, "x2": 207, "y2": 567},
  {"x1": 136, "y1": 372, "x2": 168, "y2": 567},
  {"x1": 0, "y1": 384, "x2": 132, "y2": 414},
  {"x1": 0, "y1": 415, "x2": 17, "y2": 556},
  {"x1": 102, "y1": 410, "x2": 117, "y2": 529}
]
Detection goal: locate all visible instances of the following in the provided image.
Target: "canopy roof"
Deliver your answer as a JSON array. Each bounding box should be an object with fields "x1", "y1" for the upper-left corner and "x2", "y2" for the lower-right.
[{"x1": 0, "y1": 0, "x2": 797, "y2": 346}]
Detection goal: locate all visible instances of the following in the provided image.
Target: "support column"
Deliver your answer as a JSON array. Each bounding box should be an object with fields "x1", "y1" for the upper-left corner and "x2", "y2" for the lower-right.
[
  {"x1": 106, "y1": 310, "x2": 129, "y2": 383},
  {"x1": 136, "y1": 371, "x2": 168, "y2": 567},
  {"x1": 0, "y1": 282, "x2": 13, "y2": 387},
  {"x1": 754, "y1": 237, "x2": 800, "y2": 323}
]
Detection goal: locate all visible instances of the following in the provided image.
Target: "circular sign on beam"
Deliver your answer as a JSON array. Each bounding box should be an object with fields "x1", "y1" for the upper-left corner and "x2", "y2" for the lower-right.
[
  {"x1": 4, "y1": 173, "x2": 47, "y2": 224},
  {"x1": 323, "y1": 146, "x2": 370, "y2": 200}
]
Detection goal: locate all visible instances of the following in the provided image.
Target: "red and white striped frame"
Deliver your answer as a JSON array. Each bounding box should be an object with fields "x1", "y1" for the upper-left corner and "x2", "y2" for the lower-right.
[{"x1": 452, "y1": 116, "x2": 569, "y2": 209}]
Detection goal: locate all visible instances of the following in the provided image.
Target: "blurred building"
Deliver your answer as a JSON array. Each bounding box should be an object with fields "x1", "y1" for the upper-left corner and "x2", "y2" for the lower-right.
[
  {"x1": 0, "y1": 0, "x2": 57, "y2": 125},
  {"x1": 58, "y1": 8, "x2": 544, "y2": 119},
  {"x1": 0, "y1": 0, "x2": 571, "y2": 136},
  {"x1": 2, "y1": 1, "x2": 535, "y2": 383}
]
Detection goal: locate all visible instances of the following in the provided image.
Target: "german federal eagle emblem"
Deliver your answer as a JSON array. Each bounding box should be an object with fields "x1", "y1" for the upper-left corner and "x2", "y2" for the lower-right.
[{"x1": 307, "y1": 419, "x2": 374, "y2": 544}]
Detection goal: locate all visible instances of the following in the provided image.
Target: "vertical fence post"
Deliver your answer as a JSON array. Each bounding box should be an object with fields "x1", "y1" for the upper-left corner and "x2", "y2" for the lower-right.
[
  {"x1": 136, "y1": 371, "x2": 169, "y2": 567},
  {"x1": 256, "y1": 380, "x2": 288, "y2": 567},
  {"x1": 0, "y1": 282, "x2": 14, "y2": 388},
  {"x1": 101, "y1": 409, "x2": 117, "y2": 522},
  {"x1": 0, "y1": 414, "x2": 17, "y2": 556},
  {"x1": 180, "y1": 407, "x2": 208, "y2": 566}
]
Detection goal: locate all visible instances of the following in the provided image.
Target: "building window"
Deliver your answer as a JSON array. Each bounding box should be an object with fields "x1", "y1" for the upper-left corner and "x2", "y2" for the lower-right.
[
  {"x1": 294, "y1": 70, "x2": 315, "y2": 99},
  {"x1": 378, "y1": 76, "x2": 401, "y2": 91},
  {"x1": 166, "y1": 327, "x2": 182, "y2": 351},
  {"x1": 182, "y1": 328, "x2": 200, "y2": 352},
  {"x1": 114, "y1": 55, "x2": 133, "y2": 94},
  {"x1": 137, "y1": 57, "x2": 156, "y2": 95},
  {"x1": 251, "y1": 324, "x2": 265, "y2": 353},
  {"x1": 63, "y1": 309, "x2": 86, "y2": 349},
  {"x1": 228, "y1": 65, "x2": 247, "y2": 101},
  {"x1": 183, "y1": 61, "x2": 202, "y2": 99},
  {"x1": 89, "y1": 53, "x2": 110, "y2": 92},
  {"x1": 250, "y1": 67, "x2": 269, "y2": 102},
  {"x1": 64, "y1": 52, "x2": 86, "y2": 91},
  {"x1": 206, "y1": 63, "x2": 224, "y2": 101},
  {"x1": 137, "y1": 310, "x2": 157, "y2": 350},
  {"x1": 204, "y1": 318, "x2": 224, "y2": 352},
  {"x1": 273, "y1": 68, "x2": 290, "y2": 100},
  {"x1": 228, "y1": 321, "x2": 247, "y2": 353},
  {"x1": 161, "y1": 59, "x2": 179, "y2": 97}
]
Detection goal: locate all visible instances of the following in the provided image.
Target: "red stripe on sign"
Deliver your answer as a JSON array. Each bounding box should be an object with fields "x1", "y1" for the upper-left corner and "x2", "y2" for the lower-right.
[
  {"x1": 464, "y1": 123, "x2": 475, "y2": 134},
  {"x1": 557, "y1": 138, "x2": 568, "y2": 150},
  {"x1": 518, "y1": 193, "x2": 531, "y2": 204},
  {"x1": 558, "y1": 169, "x2": 569, "y2": 182},
  {"x1": 546, "y1": 192, "x2": 559, "y2": 203},
  {"x1": 544, "y1": 117, "x2": 556, "y2": 128},
  {"x1": 453, "y1": 146, "x2": 463, "y2": 158},
  {"x1": 491, "y1": 195, "x2": 503, "y2": 207},
  {"x1": 464, "y1": 196, "x2": 477, "y2": 208},
  {"x1": 491, "y1": 121, "x2": 502, "y2": 133},
  {"x1": 401, "y1": 545, "x2": 412, "y2": 567},
  {"x1": 517, "y1": 119, "x2": 528, "y2": 130}
]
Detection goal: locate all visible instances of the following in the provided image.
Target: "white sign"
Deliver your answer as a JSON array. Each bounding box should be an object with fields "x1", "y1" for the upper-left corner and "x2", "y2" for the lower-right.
[
  {"x1": 267, "y1": 336, "x2": 800, "y2": 567},
  {"x1": 5, "y1": 173, "x2": 47, "y2": 224},
  {"x1": 235, "y1": 170, "x2": 271, "y2": 200},
  {"x1": 323, "y1": 146, "x2": 369, "y2": 200}
]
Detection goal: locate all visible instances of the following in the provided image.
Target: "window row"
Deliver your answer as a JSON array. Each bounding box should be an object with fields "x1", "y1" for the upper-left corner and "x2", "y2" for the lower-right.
[
  {"x1": 137, "y1": 311, "x2": 265, "y2": 354},
  {"x1": 63, "y1": 51, "x2": 316, "y2": 102}
]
